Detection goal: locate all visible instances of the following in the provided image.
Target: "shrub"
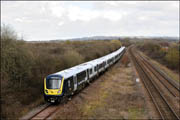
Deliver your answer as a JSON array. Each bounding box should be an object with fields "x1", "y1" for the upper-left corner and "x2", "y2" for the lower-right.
[
  {"x1": 165, "y1": 47, "x2": 179, "y2": 69},
  {"x1": 137, "y1": 40, "x2": 179, "y2": 71},
  {"x1": 1, "y1": 25, "x2": 33, "y2": 88},
  {"x1": 62, "y1": 50, "x2": 85, "y2": 68},
  {"x1": 1, "y1": 24, "x2": 122, "y2": 119}
]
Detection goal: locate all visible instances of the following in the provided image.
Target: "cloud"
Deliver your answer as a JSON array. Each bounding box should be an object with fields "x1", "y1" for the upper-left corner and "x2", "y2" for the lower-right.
[
  {"x1": 1, "y1": 1, "x2": 179, "y2": 41},
  {"x1": 58, "y1": 21, "x2": 64, "y2": 26},
  {"x1": 15, "y1": 18, "x2": 24, "y2": 23},
  {"x1": 67, "y1": 6, "x2": 98, "y2": 21},
  {"x1": 48, "y1": 2, "x2": 65, "y2": 18}
]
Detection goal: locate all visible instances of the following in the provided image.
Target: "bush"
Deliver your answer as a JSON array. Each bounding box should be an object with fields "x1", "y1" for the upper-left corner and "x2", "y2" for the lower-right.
[
  {"x1": 137, "y1": 40, "x2": 179, "y2": 71},
  {"x1": 165, "y1": 47, "x2": 179, "y2": 69},
  {"x1": 62, "y1": 50, "x2": 85, "y2": 68},
  {"x1": 1, "y1": 25, "x2": 33, "y2": 89},
  {"x1": 1, "y1": 25, "x2": 122, "y2": 119}
]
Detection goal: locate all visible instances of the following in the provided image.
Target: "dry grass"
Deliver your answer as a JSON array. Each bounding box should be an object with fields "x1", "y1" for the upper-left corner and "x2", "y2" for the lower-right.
[
  {"x1": 137, "y1": 41, "x2": 179, "y2": 71},
  {"x1": 1, "y1": 39, "x2": 122, "y2": 119},
  {"x1": 54, "y1": 52, "x2": 148, "y2": 119},
  {"x1": 139, "y1": 51, "x2": 179, "y2": 83}
]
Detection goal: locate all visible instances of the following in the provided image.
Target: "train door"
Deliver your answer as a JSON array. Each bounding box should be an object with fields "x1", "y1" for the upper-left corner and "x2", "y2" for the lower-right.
[
  {"x1": 73, "y1": 75, "x2": 77, "y2": 91},
  {"x1": 87, "y1": 69, "x2": 89, "y2": 79},
  {"x1": 69, "y1": 77, "x2": 74, "y2": 93},
  {"x1": 93, "y1": 66, "x2": 96, "y2": 77},
  {"x1": 87, "y1": 69, "x2": 90, "y2": 83},
  {"x1": 97, "y1": 65, "x2": 99, "y2": 75}
]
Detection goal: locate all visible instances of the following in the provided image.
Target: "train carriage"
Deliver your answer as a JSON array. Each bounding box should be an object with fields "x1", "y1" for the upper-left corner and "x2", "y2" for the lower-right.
[
  {"x1": 44, "y1": 46, "x2": 126, "y2": 103},
  {"x1": 84, "y1": 60, "x2": 99, "y2": 79}
]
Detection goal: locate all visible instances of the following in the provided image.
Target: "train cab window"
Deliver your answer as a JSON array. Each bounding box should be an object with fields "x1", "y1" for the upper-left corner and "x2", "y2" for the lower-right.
[{"x1": 46, "y1": 77, "x2": 62, "y2": 89}]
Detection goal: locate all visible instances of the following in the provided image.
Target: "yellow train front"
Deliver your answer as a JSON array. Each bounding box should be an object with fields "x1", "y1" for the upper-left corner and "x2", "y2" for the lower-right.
[{"x1": 44, "y1": 74, "x2": 64, "y2": 103}]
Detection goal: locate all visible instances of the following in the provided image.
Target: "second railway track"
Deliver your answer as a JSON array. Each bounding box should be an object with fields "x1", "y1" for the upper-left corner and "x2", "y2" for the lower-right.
[
  {"x1": 129, "y1": 46, "x2": 180, "y2": 120},
  {"x1": 137, "y1": 51, "x2": 180, "y2": 98}
]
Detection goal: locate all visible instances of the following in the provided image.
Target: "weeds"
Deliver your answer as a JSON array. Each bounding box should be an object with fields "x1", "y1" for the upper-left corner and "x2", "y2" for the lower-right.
[
  {"x1": 137, "y1": 41, "x2": 179, "y2": 71},
  {"x1": 1, "y1": 25, "x2": 122, "y2": 119}
]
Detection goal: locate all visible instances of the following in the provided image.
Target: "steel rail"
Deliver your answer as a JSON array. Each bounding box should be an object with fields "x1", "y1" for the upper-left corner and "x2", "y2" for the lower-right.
[
  {"x1": 28, "y1": 104, "x2": 51, "y2": 120},
  {"x1": 137, "y1": 49, "x2": 180, "y2": 91},
  {"x1": 129, "y1": 49, "x2": 164, "y2": 119},
  {"x1": 129, "y1": 47, "x2": 180, "y2": 120},
  {"x1": 136, "y1": 52, "x2": 180, "y2": 98}
]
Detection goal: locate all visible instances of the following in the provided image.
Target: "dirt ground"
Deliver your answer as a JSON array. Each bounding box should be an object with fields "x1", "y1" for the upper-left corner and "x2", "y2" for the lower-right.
[{"x1": 53, "y1": 52, "x2": 150, "y2": 119}]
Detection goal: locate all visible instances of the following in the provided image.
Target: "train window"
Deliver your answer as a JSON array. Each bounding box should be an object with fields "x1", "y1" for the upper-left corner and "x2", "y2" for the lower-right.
[
  {"x1": 66, "y1": 76, "x2": 73, "y2": 81},
  {"x1": 99, "y1": 64, "x2": 101, "y2": 69},
  {"x1": 90, "y1": 69, "x2": 92, "y2": 74},
  {"x1": 108, "y1": 59, "x2": 111, "y2": 64},
  {"x1": 99, "y1": 62, "x2": 104, "y2": 68},
  {"x1": 46, "y1": 77, "x2": 62, "y2": 89},
  {"x1": 77, "y1": 71, "x2": 86, "y2": 82}
]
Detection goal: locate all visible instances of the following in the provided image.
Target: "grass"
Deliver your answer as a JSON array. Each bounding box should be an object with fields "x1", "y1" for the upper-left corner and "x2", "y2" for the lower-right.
[
  {"x1": 150, "y1": 60, "x2": 179, "y2": 83},
  {"x1": 53, "y1": 52, "x2": 148, "y2": 119},
  {"x1": 128, "y1": 107, "x2": 145, "y2": 119},
  {"x1": 139, "y1": 51, "x2": 179, "y2": 83},
  {"x1": 59, "y1": 52, "x2": 147, "y2": 119},
  {"x1": 137, "y1": 40, "x2": 179, "y2": 72},
  {"x1": 81, "y1": 83, "x2": 109, "y2": 117},
  {"x1": 1, "y1": 25, "x2": 122, "y2": 119}
]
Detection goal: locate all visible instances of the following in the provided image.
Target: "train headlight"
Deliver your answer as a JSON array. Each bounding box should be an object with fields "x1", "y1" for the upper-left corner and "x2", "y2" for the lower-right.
[
  {"x1": 45, "y1": 90, "x2": 48, "y2": 93},
  {"x1": 57, "y1": 90, "x2": 61, "y2": 93}
]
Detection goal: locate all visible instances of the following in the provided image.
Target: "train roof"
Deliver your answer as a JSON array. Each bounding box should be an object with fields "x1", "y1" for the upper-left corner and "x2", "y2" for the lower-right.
[
  {"x1": 48, "y1": 46, "x2": 125, "y2": 79},
  {"x1": 54, "y1": 64, "x2": 89, "y2": 79}
]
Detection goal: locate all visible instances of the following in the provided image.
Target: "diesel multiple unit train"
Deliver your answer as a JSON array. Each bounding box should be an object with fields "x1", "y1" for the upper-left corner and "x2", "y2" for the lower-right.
[{"x1": 44, "y1": 46, "x2": 126, "y2": 103}]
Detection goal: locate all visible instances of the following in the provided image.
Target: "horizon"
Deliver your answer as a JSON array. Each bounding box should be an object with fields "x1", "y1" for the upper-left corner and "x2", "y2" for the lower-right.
[{"x1": 27, "y1": 35, "x2": 179, "y2": 42}]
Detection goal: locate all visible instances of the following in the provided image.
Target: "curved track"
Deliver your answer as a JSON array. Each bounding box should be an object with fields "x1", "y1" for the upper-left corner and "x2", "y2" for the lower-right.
[{"x1": 129, "y1": 46, "x2": 180, "y2": 120}]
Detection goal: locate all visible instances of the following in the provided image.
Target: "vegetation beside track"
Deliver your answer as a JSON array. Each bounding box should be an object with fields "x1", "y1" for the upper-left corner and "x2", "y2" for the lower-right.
[
  {"x1": 138, "y1": 51, "x2": 179, "y2": 83},
  {"x1": 136, "y1": 40, "x2": 179, "y2": 72},
  {"x1": 129, "y1": 47, "x2": 180, "y2": 119},
  {"x1": 54, "y1": 53, "x2": 148, "y2": 119},
  {"x1": 1, "y1": 25, "x2": 122, "y2": 119}
]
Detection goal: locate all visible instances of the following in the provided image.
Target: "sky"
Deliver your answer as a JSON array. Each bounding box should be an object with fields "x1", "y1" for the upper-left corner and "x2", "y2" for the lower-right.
[{"x1": 1, "y1": 1, "x2": 179, "y2": 41}]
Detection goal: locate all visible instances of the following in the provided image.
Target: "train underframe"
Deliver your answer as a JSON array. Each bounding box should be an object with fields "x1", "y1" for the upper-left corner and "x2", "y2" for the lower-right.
[{"x1": 44, "y1": 94, "x2": 63, "y2": 103}]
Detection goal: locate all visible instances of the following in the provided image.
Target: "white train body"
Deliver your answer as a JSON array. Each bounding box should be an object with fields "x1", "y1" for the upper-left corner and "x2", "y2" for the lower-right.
[{"x1": 44, "y1": 46, "x2": 126, "y2": 103}]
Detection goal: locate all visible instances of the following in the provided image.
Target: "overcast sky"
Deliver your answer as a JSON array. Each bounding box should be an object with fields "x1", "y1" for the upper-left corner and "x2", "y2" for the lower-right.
[{"x1": 1, "y1": 1, "x2": 179, "y2": 41}]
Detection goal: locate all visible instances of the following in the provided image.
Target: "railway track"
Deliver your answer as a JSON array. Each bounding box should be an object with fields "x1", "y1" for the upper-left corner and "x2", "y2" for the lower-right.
[
  {"x1": 20, "y1": 103, "x2": 60, "y2": 120},
  {"x1": 129, "y1": 47, "x2": 180, "y2": 120},
  {"x1": 22, "y1": 74, "x2": 105, "y2": 120},
  {"x1": 29, "y1": 104, "x2": 61, "y2": 120},
  {"x1": 137, "y1": 52, "x2": 180, "y2": 98}
]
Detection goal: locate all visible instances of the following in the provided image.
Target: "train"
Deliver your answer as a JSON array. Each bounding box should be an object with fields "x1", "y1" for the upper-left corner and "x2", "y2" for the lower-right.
[{"x1": 44, "y1": 46, "x2": 126, "y2": 103}]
